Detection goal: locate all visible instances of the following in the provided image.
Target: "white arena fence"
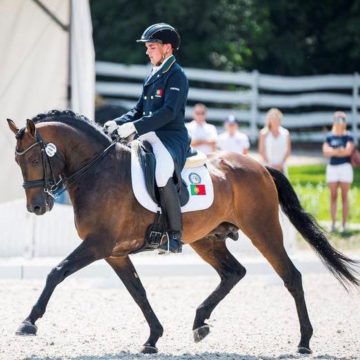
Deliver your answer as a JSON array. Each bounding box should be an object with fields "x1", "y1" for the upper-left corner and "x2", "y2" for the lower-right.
[
  {"x1": 95, "y1": 62, "x2": 359, "y2": 143},
  {"x1": 0, "y1": 199, "x2": 296, "y2": 258},
  {"x1": 0, "y1": 200, "x2": 78, "y2": 258}
]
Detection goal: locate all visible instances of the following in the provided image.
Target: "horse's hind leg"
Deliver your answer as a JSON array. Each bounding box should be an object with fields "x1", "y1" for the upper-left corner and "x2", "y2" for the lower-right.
[
  {"x1": 190, "y1": 236, "x2": 246, "y2": 342},
  {"x1": 271, "y1": 252, "x2": 313, "y2": 353},
  {"x1": 106, "y1": 256, "x2": 163, "y2": 354},
  {"x1": 242, "y1": 217, "x2": 313, "y2": 354}
]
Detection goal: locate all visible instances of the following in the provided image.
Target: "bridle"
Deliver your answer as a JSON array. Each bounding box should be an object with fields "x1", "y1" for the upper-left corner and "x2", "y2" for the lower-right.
[
  {"x1": 16, "y1": 131, "x2": 63, "y2": 199},
  {"x1": 15, "y1": 130, "x2": 116, "y2": 199}
]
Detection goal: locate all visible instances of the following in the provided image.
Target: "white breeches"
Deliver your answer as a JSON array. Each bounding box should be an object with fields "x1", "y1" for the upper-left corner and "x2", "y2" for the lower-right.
[{"x1": 138, "y1": 131, "x2": 175, "y2": 187}]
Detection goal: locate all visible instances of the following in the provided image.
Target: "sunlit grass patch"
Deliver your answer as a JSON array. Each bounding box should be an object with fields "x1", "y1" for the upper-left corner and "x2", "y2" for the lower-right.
[{"x1": 288, "y1": 165, "x2": 360, "y2": 223}]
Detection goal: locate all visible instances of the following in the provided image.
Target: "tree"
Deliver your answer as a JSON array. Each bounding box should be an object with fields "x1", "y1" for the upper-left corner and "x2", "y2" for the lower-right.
[
  {"x1": 90, "y1": 0, "x2": 270, "y2": 69},
  {"x1": 254, "y1": 0, "x2": 360, "y2": 74},
  {"x1": 90, "y1": 0, "x2": 360, "y2": 75}
]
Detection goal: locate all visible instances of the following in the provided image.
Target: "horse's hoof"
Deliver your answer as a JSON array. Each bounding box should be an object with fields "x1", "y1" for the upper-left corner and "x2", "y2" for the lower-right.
[
  {"x1": 298, "y1": 346, "x2": 312, "y2": 354},
  {"x1": 16, "y1": 321, "x2": 37, "y2": 336},
  {"x1": 193, "y1": 324, "x2": 210, "y2": 343},
  {"x1": 141, "y1": 345, "x2": 158, "y2": 354}
]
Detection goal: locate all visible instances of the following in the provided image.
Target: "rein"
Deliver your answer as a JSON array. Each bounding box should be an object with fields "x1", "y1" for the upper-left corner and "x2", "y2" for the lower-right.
[{"x1": 16, "y1": 131, "x2": 116, "y2": 199}]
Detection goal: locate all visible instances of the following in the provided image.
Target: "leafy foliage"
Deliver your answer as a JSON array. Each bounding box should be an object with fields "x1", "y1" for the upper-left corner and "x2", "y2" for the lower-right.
[{"x1": 90, "y1": 0, "x2": 360, "y2": 75}]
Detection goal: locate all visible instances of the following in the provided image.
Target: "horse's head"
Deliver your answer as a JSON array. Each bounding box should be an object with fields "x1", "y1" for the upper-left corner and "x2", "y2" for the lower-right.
[{"x1": 7, "y1": 118, "x2": 63, "y2": 215}]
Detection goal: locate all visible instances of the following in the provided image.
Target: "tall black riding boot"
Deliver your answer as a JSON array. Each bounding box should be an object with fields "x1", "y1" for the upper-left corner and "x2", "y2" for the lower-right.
[{"x1": 158, "y1": 178, "x2": 182, "y2": 253}]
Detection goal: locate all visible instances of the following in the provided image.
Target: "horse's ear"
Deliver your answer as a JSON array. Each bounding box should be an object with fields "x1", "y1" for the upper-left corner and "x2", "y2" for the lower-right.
[
  {"x1": 26, "y1": 119, "x2": 36, "y2": 138},
  {"x1": 7, "y1": 119, "x2": 19, "y2": 135}
]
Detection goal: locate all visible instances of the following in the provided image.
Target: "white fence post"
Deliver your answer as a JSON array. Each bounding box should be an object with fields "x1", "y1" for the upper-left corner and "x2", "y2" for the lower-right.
[
  {"x1": 250, "y1": 70, "x2": 259, "y2": 141},
  {"x1": 352, "y1": 72, "x2": 359, "y2": 144},
  {"x1": 24, "y1": 212, "x2": 35, "y2": 259}
]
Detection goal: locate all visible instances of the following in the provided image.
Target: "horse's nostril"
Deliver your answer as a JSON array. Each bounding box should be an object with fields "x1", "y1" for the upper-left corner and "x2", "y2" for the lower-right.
[{"x1": 33, "y1": 205, "x2": 41, "y2": 213}]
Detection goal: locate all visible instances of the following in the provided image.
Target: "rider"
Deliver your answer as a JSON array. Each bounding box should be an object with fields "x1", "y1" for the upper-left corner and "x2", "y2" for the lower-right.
[{"x1": 104, "y1": 23, "x2": 189, "y2": 253}]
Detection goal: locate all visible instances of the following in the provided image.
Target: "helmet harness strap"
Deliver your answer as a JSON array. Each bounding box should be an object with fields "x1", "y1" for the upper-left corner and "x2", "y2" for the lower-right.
[{"x1": 155, "y1": 44, "x2": 170, "y2": 66}]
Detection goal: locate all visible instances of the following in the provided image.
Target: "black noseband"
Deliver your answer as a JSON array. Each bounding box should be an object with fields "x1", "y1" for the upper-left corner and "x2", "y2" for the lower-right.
[{"x1": 15, "y1": 132, "x2": 62, "y2": 198}]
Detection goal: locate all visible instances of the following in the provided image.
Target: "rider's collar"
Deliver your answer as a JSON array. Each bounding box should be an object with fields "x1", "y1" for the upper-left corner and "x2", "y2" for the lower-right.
[{"x1": 152, "y1": 55, "x2": 175, "y2": 74}]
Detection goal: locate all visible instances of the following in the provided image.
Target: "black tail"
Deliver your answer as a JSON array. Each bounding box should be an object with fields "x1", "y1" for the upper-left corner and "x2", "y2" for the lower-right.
[{"x1": 266, "y1": 166, "x2": 359, "y2": 290}]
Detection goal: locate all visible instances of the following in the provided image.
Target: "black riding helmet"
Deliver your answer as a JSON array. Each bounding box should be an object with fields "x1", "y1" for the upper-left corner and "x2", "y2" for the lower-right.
[{"x1": 137, "y1": 23, "x2": 181, "y2": 51}]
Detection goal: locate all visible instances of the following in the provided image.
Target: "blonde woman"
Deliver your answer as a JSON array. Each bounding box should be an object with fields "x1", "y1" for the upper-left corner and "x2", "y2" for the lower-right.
[
  {"x1": 259, "y1": 108, "x2": 291, "y2": 174},
  {"x1": 322, "y1": 111, "x2": 354, "y2": 232}
]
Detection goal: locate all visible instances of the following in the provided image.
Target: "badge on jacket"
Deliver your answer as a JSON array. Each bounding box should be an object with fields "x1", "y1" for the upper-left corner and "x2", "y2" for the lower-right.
[{"x1": 155, "y1": 88, "x2": 164, "y2": 97}]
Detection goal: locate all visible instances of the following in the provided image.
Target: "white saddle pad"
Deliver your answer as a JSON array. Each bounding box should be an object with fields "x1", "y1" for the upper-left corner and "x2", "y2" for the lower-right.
[{"x1": 131, "y1": 146, "x2": 214, "y2": 213}]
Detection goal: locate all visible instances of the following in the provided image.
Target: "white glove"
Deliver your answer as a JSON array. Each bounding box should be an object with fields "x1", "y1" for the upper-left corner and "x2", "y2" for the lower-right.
[
  {"x1": 103, "y1": 120, "x2": 118, "y2": 135},
  {"x1": 116, "y1": 122, "x2": 136, "y2": 138}
]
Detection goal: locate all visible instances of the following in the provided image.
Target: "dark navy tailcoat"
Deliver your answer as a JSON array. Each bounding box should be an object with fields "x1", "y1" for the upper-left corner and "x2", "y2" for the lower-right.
[{"x1": 115, "y1": 55, "x2": 190, "y2": 170}]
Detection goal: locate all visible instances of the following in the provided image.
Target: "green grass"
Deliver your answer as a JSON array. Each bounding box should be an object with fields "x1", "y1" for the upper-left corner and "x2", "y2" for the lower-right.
[
  {"x1": 295, "y1": 227, "x2": 360, "y2": 250},
  {"x1": 288, "y1": 164, "x2": 360, "y2": 223}
]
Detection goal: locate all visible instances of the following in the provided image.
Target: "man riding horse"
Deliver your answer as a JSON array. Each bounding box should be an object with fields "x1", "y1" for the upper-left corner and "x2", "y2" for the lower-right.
[
  {"x1": 104, "y1": 23, "x2": 189, "y2": 254},
  {"x1": 7, "y1": 23, "x2": 360, "y2": 355}
]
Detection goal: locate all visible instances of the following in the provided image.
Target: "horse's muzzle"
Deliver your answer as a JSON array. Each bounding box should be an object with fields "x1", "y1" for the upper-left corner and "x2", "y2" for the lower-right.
[
  {"x1": 27, "y1": 196, "x2": 54, "y2": 215},
  {"x1": 28, "y1": 203, "x2": 46, "y2": 215}
]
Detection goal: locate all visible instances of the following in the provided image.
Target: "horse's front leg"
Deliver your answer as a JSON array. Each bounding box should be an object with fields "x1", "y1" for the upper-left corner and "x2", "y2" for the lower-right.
[
  {"x1": 106, "y1": 256, "x2": 164, "y2": 354},
  {"x1": 16, "y1": 238, "x2": 109, "y2": 336}
]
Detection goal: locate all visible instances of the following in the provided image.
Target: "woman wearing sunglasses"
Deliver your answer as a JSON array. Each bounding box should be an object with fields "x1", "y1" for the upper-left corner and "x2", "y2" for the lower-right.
[{"x1": 322, "y1": 111, "x2": 355, "y2": 232}]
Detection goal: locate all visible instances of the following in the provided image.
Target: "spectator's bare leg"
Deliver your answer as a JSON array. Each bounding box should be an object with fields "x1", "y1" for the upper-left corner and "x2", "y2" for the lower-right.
[
  {"x1": 340, "y1": 182, "x2": 350, "y2": 230},
  {"x1": 328, "y1": 182, "x2": 338, "y2": 230}
]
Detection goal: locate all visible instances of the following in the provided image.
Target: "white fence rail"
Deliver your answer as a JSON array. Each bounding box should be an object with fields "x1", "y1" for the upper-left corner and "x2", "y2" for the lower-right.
[
  {"x1": 0, "y1": 200, "x2": 79, "y2": 258},
  {"x1": 95, "y1": 62, "x2": 359, "y2": 142}
]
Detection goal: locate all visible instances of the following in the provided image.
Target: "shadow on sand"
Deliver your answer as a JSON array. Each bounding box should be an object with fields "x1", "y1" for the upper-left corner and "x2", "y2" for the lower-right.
[{"x1": 24, "y1": 351, "x2": 357, "y2": 360}]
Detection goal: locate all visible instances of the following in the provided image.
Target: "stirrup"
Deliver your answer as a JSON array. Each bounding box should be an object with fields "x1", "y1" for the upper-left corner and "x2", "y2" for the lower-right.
[{"x1": 158, "y1": 231, "x2": 182, "y2": 254}]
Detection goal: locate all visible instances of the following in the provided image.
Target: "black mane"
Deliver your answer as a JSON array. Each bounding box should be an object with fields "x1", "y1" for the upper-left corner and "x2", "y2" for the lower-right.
[{"x1": 31, "y1": 110, "x2": 111, "y2": 146}]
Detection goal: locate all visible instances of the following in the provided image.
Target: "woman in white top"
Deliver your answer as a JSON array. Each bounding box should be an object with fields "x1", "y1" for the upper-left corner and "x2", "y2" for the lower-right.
[{"x1": 258, "y1": 108, "x2": 291, "y2": 174}]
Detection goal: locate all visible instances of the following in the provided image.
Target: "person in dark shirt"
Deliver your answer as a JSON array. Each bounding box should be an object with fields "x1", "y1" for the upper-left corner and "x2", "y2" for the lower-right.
[
  {"x1": 103, "y1": 23, "x2": 189, "y2": 253},
  {"x1": 322, "y1": 111, "x2": 355, "y2": 232}
]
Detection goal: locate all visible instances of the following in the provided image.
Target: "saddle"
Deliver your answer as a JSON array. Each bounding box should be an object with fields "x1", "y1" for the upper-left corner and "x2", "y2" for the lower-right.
[
  {"x1": 131, "y1": 140, "x2": 207, "y2": 253},
  {"x1": 132, "y1": 140, "x2": 206, "y2": 207}
]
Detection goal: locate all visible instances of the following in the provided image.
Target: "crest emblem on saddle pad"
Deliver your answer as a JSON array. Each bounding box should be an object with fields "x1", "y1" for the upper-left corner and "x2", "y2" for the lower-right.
[
  {"x1": 189, "y1": 172, "x2": 201, "y2": 184},
  {"x1": 45, "y1": 143, "x2": 57, "y2": 157}
]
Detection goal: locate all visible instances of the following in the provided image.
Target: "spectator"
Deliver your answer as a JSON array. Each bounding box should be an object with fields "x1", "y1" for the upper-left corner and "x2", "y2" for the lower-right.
[
  {"x1": 218, "y1": 115, "x2": 250, "y2": 154},
  {"x1": 186, "y1": 103, "x2": 217, "y2": 154},
  {"x1": 258, "y1": 108, "x2": 291, "y2": 175},
  {"x1": 322, "y1": 111, "x2": 354, "y2": 233}
]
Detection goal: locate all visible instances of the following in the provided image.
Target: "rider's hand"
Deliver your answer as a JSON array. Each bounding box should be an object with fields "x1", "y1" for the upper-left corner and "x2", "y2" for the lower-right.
[
  {"x1": 103, "y1": 120, "x2": 118, "y2": 135},
  {"x1": 116, "y1": 122, "x2": 136, "y2": 138}
]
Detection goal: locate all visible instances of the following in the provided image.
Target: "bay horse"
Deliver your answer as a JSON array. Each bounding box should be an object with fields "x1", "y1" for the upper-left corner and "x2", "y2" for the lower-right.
[{"x1": 6, "y1": 110, "x2": 359, "y2": 354}]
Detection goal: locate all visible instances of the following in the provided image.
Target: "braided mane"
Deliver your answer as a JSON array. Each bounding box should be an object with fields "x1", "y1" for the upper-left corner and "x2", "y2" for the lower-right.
[{"x1": 30, "y1": 109, "x2": 111, "y2": 146}]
